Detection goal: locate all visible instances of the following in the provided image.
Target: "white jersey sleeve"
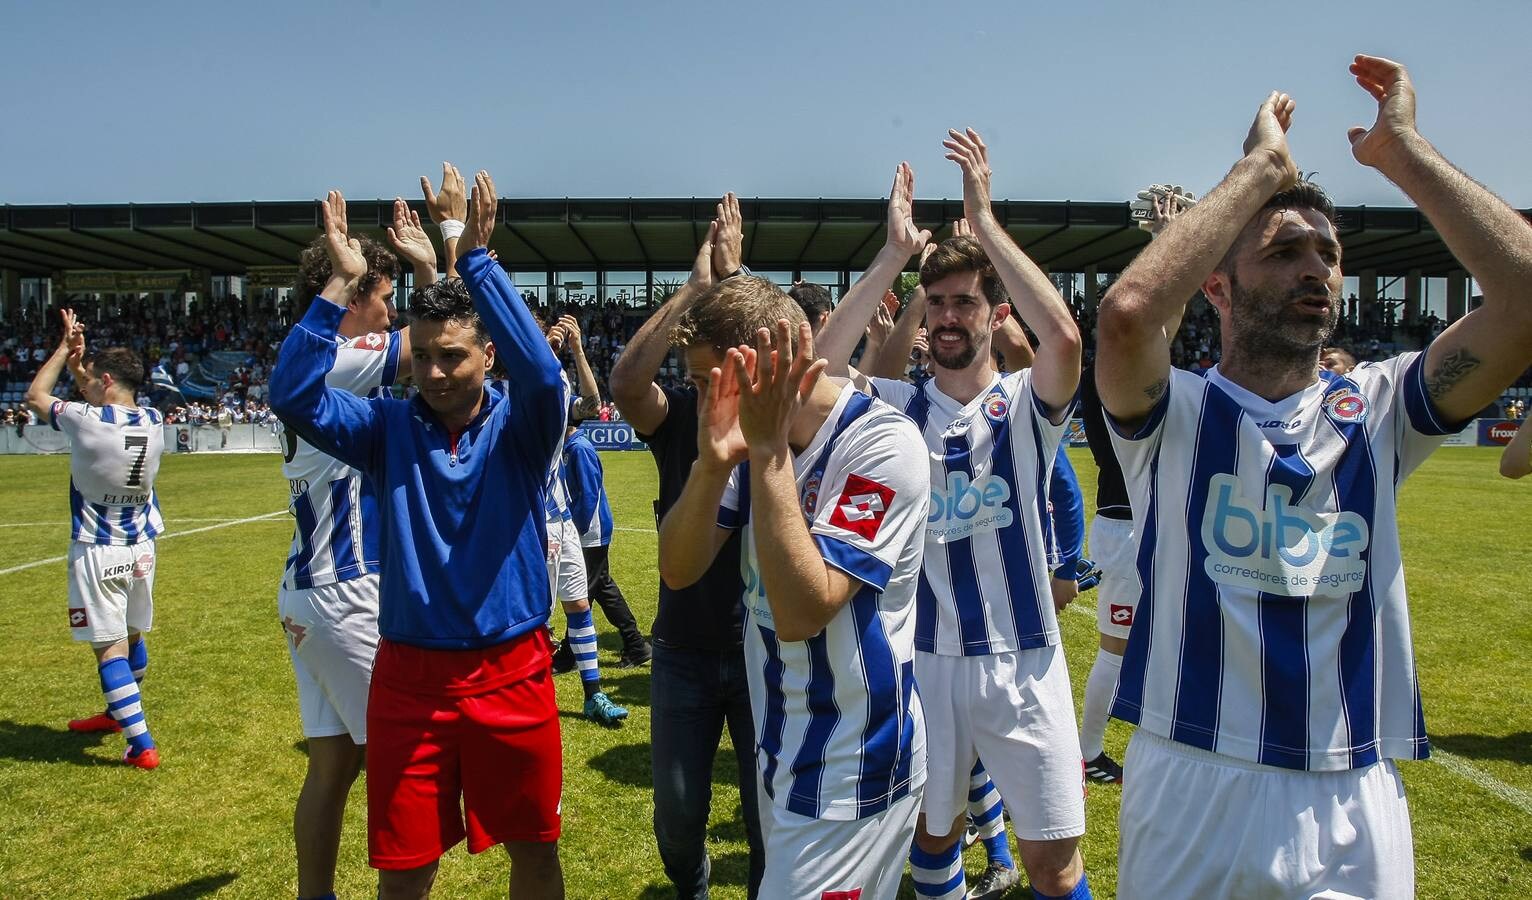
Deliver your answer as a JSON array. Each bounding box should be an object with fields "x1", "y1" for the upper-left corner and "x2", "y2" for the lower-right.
[
  {"x1": 280, "y1": 330, "x2": 400, "y2": 590},
  {"x1": 53, "y1": 401, "x2": 165, "y2": 546},
  {"x1": 809, "y1": 416, "x2": 930, "y2": 593}
]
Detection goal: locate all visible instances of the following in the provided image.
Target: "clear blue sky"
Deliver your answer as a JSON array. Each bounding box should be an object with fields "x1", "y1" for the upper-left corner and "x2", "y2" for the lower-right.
[{"x1": 2, "y1": 0, "x2": 1527, "y2": 208}]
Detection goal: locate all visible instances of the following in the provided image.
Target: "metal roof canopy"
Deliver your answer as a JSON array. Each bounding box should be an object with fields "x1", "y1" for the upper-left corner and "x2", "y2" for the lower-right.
[{"x1": 3, "y1": 198, "x2": 1520, "y2": 280}]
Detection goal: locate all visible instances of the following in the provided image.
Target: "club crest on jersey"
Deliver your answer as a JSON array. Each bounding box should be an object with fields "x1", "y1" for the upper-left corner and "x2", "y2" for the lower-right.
[
  {"x1": 1323, "y1": 387, "x2": 1368, "y2": 425},
  {"x1": 983, "y1": 395, "x2": 1009, "y2": 422},
  {"x1": 801, "y1": 474, "x2": 821, "y2": 516},
  {"x1": 829, "y1": 474, "x2": 895, "y2": 540}
]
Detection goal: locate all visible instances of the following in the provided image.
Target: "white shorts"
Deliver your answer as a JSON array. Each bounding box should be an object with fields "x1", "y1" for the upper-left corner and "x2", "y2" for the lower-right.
[
  {"x1": 552, "y1": 518, "x2": 587, "y2": 604},
  {"x1": 916, "y1": 645, "x2": 1085, "y2": 841},
  {"x1": 67, "y1": 541, "x2": 155, "y2": 644},
  {"x1": 1118, "y1": 730, "x2": 1414, "y2": 900},
  {"x1": 757, "y1": 785, "x2": 921, "y2": 900},
  {"x1": 277, "y1": 574, "x2": 380, "y2": 743},
  {"x1": 1089, "y1": 515, "x2": 1138, "y2": 640}
]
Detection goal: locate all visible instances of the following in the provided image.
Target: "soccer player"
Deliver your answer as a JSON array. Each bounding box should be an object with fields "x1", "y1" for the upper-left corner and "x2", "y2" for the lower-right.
[
  {"x1": 541, "y1": 314, "x2": 628, "y2": 725},
  {"x1": 1320, "y1": 345, "x2": 1358, "y2": 374},
  {"x1": 271, "y1": 173, "x2": 567, "y2": 899},
  {"x1": 1095, "y1": 57, "x2": 1532, "y2": 897},
  {"x1": 819, "y1": 136, "x2": 1090, "y2": 900},
  {"x1": 1500, "y1": 411, "x2": 1532, "y2": 479},
  {"x1": 609, "y1": 194, "x2": 766, "y2": 898},
  {"x1": 26, "y1": 309, "x2": 164, "y2": 770},
  {"x1": 657, "y1": 283, "x2": 928, "y2": 900},
  {"x1": 561, "y1": 418, "x2": 651, "y2": 667},
  {"x1": 276, "y1": 188, "x2": 428, "y2": 900}
]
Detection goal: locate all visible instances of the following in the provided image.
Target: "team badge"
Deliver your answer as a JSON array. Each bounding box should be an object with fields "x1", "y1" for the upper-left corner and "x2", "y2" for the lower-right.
[
  {"x1": 802, "y1": 474, "x2": 821, "y2": 516},
  {"x1": 1323, "y1": 388, "x2": 1368, "y2": 425},
  {"x1": 983, "y1": 395, "x2": 1009, "y2": 422},
  {"x1": 829, "y1": 474, "x2": 896, "y2": 541}
]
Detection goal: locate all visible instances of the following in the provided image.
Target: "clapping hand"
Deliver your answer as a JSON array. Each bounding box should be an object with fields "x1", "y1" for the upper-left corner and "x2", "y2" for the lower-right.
[
  {"x1": 459, "y1": 170, "x2": 498, "y2": 257},
  {"x1": 943, "y1": 129, "x2": 995, "y2": 224},
  {"x1": 386, "y1": 198, "x2": 436, "y2": 272},
  {"x1": 885, "y1": 162, "x2": 931, "y2": 258},
  {"x1": 421, "y1": 162, "x2": 467, "y2": 225},
  {"x1": 1347, "y1": 55, "x2": 1419, "y2": 169},
  {"x1": 321, "y1": 190, "x2": 368, "y2": 294},
  {"x1": 733, "y1": 320, "x2": 828, "y2": 455},
  {"x1": 1243, "y1": 92, "x2": 1299, "y2": 191},
  {"x1": 712, "y1": 193, "x2": 744, "y2": 281}
]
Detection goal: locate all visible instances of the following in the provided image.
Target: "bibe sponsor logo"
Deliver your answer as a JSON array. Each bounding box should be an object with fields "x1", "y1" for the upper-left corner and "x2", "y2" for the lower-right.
[
  {"x1": 1200, "y1": 473, "x2": 1369, "y2": 597},
  {"x1": 740, "y1": 558, "x2": 775, "y2": 625},
  {"x1": 926, "y1": 472, "x2": 1013, "y2": 543}
]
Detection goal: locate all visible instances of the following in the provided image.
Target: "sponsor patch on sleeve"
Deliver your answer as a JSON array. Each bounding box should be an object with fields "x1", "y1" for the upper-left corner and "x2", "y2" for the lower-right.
[{"x1": 828, "y1": 474, "x2": 896, "y2": 541}]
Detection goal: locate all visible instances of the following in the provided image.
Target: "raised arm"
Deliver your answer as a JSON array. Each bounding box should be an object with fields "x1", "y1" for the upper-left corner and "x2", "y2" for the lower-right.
[
  {"x1": 656, "y1": 339, "x2": 748, "y2": 589},
  {"x1": 1344, "y1": 55, "x2": 1532, "y2": 422},
  {"x1": 942, "y1": 129, "x2": 1080, "y2": 414},
  {"x1": 1097, "y1": 94, "x2": 1299, "y2": 427},
  {"x1": 269, "y1": 191, "x2": 382, "y2": 469},
  {"x1": 421, "y1": 162, "x2": 467, "y2": 278},
  {"x1": 609, "y1": 219, "x2": 719, "y2": 434},
  {"x1": 24, "y1": 309, "x2": 81, "y2": 421},
  {"x1": 820, "y1": 163, "x2": 931, "y2": 375},
  {"x1": 386, "y1": 197, "x2": 438, "y2": 285},
  {"x1": 1500, "y1": 412, "x2": 1532, "y2": 479},
  {"x1": 454, "y1": 172, "x2": 563, "y2": 434},
  {"x1": 560, "y1": 314, "x2": 601, "y2": 419}
]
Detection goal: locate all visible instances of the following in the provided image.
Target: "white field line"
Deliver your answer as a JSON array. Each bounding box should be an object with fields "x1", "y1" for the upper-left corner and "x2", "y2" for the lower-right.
[
  {"x1": 614, "y1": 526, "x2": 656, "y2": 534},
  {"x1": 1064, "y1": 596, "x2": 1531, "y2": 815},
  {"x1": 0, "y1": 510, "x2": 288, "y2": 576}
]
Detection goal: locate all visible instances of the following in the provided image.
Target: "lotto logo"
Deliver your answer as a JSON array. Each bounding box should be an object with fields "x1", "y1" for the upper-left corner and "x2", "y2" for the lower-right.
[
  {"x1": 68, "y1": 608, "x2": 88, "y2": 628},
  {"x1": 358, "y1": 333, "x2": 387, "y2": 352},
  {"x1": 1110, "y1": 604, "x2": 1134, "y2": 625},
  {"x1": 282, "y1": 616, "x2": 308, "y2": 648},
  {"x1": 829, "y1": 474, "x2": 895, "y2": 541}
]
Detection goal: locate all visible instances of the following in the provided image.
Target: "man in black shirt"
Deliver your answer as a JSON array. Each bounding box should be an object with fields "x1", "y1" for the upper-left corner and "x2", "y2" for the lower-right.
[{"x1": 609, "y1": 194, "x2": 762, "y2": 899}]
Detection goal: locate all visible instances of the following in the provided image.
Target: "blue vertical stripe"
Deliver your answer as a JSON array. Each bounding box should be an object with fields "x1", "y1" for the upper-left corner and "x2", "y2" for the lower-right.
[
  {"x1": 914, "y1": 570, "x2": 940, "y2": 652},
  {"x1": 787, "y1": 631, "x2": 841, "y2": 818},
  {"x1": 328, "y1": 478, "x2": 358, "y2": 578},
  {"x1": 358, "y1": 470, "x2": 381, "y2": 572},
  {"x1": 892, "y1": 657, "x2": 916, "y2": 799},
  {"x1": 69, "y1": 481, "x2": 86, "y2": 543},
  {"x1": 292, "y1": 490, "x2": 320, "y2": 590},
  {"x1": 1169, "y1": 390, "x2": 1241, "y2": 750},
  {"x1": 1329, "y1": 410, "x2": 1382, "y2": 768},
  {"x1": 850, "y1": 585, "x2": 898, "y2": 813},
  {"x1": 1257, "y1": 443, "x2": 1317, "y2": 768},
  {"x1": 381, "y1": 331, "x2": 401, "y2": 387},
  {"x1": 125, "y1": 410, "x2": 142, "y2": 426},
  {"x1": 941, "y1": 432, "x2": 991, "y2": 654},
  {"x1": 93, "y1": 503, "x2": 113, "y2": 545},
  {"x1": 1112, "y1": 454, "x2": 1159, "y2": 724},
  {"x1": 147, "y1": 493, "x2": 163, "y2": 538},
  {"x1": 100, "y1": 406, "x2": 116, "y2": 424},
  {"x1": 757, "y1": 624, "x2": 786, "y2": 802},
  {"x1": 119, "y1": 505, "x2": 140, "y2": 544}
]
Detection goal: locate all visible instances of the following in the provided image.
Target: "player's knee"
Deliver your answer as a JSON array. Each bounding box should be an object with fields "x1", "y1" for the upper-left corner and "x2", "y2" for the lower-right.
[
  {"x1": 561, "y1": 599, "x2": 590, "y2": 613},
  {"x1": 505, "y1": 839, "x2": 560, "y2": 872},
  {"x1": 1017, "y1": 837, "x2": 1083, "y2": 891},
  {"x1": 304, "y1": 736, "x2": 364, "y2": 787},
  {"x1": 913, "y1": 812, "x2": 967, "y2": 852},
  {"x1": 1099, "y1": 633, "x2": 1128, "y2": 655},
  {"x1": 377, "y1": 861, "x2": 439, "y2": 900},
  {"x1": 90, "y1": 639, "x2": 129, "y2": 662}
]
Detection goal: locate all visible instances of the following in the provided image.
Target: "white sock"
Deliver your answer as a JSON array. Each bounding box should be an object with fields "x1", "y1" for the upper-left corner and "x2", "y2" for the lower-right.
[{"x1": 1080, "y1": 647, "x2": 1123, "y2": 760}]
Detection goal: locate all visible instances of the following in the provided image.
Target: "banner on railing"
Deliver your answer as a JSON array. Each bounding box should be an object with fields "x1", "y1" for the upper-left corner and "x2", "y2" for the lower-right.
[{"x1": 578, "y1": 421, "x2": 646, "y2": 451}]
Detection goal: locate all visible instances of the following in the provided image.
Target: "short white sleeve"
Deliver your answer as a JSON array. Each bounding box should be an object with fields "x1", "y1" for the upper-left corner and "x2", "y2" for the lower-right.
[{"x1": 809, "y1": 414, "x2": 930, "y2": 591}]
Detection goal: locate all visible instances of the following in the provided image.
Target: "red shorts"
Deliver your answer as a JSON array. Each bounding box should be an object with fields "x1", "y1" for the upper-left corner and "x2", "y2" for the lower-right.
[{"x1": 366, "y1": 628, "x2": 561, "y2": 870}]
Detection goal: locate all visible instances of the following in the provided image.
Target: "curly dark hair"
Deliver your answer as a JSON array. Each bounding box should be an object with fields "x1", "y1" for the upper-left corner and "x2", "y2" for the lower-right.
[
  {"x1": 410, "y1": 278, "x2": 487, "y2": 345},
  {"x1": 293, "y1": 235, "x2": 399, "y2": 315},
  {"x1": 919, "y1": 235, "x2": 1007, "y2": 306}
]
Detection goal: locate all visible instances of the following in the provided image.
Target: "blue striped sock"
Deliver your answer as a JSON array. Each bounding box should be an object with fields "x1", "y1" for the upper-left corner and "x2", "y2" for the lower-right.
[
  {"x1": 128, "y1": 638, "x2": 148, "y2": 684},
  {"x1": 910, "y1": 842, "x2": 967, "y2": 899},
  {"x1": 566, "y1": 607, "x2": 600, "y2": 688},
  {"x1": 1033, "y1": 872, "x2": 1091, "y2": 900},
  {"x1": 100, "y1": 657, "x2": 154, "y2": 754}
]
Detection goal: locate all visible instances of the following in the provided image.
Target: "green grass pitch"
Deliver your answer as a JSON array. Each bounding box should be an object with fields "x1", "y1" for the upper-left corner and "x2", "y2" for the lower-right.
[{"x1": 0, "y1": 448, "x2": 1527, "y2": 897}]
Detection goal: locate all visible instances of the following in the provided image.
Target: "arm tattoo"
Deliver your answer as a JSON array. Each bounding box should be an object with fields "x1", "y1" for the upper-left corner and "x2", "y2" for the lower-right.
[
  {"x1": 1144, "y1": 378, "x2": 1168, "y2": 402},
  {"x1": 1425, "y1": 348, "x2": 1481, "y2": 401}
]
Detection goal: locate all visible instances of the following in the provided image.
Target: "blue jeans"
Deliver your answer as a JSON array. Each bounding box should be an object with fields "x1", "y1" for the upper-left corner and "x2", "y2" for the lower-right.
[{"x1": 650, "y1": 639, "x2": 763, "y2": 900}]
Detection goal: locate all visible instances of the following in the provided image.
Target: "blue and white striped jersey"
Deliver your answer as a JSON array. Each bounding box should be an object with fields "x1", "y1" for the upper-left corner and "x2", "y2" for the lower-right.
[
  {"x1": 51, "y1": 401, "x2": 165, "y2": 546},
  {"x1": 869, "y1": 371, "x2": 1071, "y2": 656},
  {"x1": 279, "y1": 329, "x2": 400, "y2": 590},
  {"x1": 563, "y1": 430, "x2": 612, "y2": 548},
  {"x1": 543, "y1": 370, "x2": 573, "y2": 525},
  {"x1": 718, "y1": 384, "x2": 928, "y2": 821},
  {"x1": 1108, "y1": 352, "x2": 1463, "y2": 771}
]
